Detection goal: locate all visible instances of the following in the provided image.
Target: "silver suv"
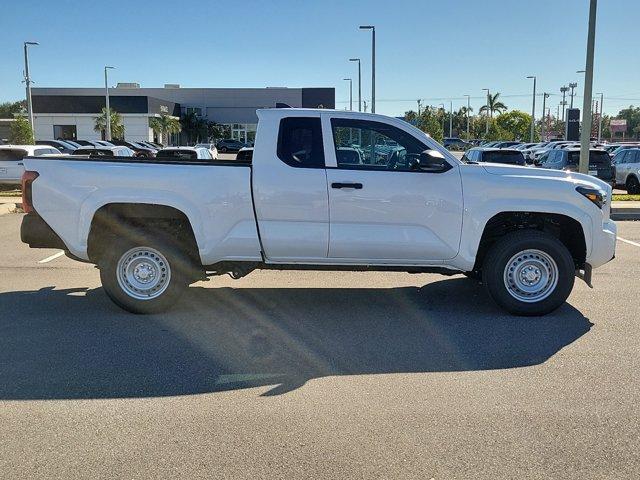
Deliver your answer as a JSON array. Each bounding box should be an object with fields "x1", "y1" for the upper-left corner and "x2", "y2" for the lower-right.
[{"x1": 612, "y1": 148, "x2": 640, "y2": 194}]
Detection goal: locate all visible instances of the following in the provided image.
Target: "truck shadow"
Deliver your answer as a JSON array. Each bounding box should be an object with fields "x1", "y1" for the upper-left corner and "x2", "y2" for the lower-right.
[{"x1": 0, "y1": 278, "x2": 592, "y2": 400}]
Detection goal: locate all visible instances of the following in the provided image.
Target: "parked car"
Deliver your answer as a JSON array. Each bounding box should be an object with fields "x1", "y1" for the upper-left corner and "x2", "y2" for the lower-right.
[
  {"x1": 236, "y1": 147, "x2": 254, "y2": 162},
  {"x1": 612, "y1": 148, "x2": 640, "y2": 194},
  {"x1": 71, "y1": 146, "x2": 135, "y2": 157},
  {"x1": 493, "y1": 141, "x2": 522, "y2": 149},
  {"x1": 0, "y1": 145, "x2": 60, "y2": 185},
  {"x1": 75, "y1": 140, "x2": 105, "y2": 147},
  {"x1": 463, "y1": 147, "x2": 526, "y2": 166},
  {"x1": 20, "y1": 108, "x2": 616, "y2": 316},
  {"x1": 156, "y1": 147, "x2": 213, "y2": 160},
  {"x1": 110, "y1": 140, "x2": 157, "y2": 158},
  {"x1": 94, "y1": 140, "x2": 116, "y2": 147},
  {"x1": 194, "y1": 143, "x2": 219, "y2": 159},
  {"x1": 138, "y1": 141, "x2": 163, "y2": 151},
  {"x1": 443, "y1": 137, "x2": 470, "y2": 150},
  {"x1": 538, "y1": 148, "x2": 614, "y2": 183},
  {"x1": 216, "y1": 139, "x2": 245, "y2": 153},
  {"x1": 61, "y1": 139, "x2": 82, "y2": 148},
  {"x1": 36, "y1": 139, "x2": 77, "y2": 154}
]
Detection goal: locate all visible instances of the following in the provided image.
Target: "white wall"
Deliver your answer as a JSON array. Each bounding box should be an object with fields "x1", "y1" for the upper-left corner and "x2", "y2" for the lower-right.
[{"x1": 33, "y1": 114, "x2": 153, "y2": 142}]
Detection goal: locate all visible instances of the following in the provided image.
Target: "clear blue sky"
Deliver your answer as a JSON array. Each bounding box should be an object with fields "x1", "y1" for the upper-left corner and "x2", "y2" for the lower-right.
[{"x1": 1, "y1": 0, "x2": 639, "y2": 117}]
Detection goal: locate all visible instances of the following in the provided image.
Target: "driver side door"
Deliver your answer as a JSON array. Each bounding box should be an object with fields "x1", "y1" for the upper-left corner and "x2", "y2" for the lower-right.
[{"x1": 325, "y1": 117, "x2": 463, "y2": 263}]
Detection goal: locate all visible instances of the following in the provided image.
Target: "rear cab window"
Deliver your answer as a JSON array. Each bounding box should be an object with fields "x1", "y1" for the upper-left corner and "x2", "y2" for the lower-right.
[
  {"x1": 277, "y1": 117, "x2": 325, "y2": 168},
  {"x1": 482, "y1": 150, "x2": 526, "y2": 166},
  {"x1": 0, "y1": 149, "x2": 28, "y2": 161},
  {"x1": 157, "y1": 150, "x2": 198, "y2": 160}
]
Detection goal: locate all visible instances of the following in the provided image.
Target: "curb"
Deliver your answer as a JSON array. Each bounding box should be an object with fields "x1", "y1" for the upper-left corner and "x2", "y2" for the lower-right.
[{"x1": 611, "y1": 208, "x2": 640, "y2": 221}]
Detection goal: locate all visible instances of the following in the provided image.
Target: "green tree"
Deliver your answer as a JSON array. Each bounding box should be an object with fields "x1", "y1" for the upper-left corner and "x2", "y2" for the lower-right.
[
  {"x1": 207, "y1": 121, "x2": 229, "y2": 141},
  {"x1": 407, "y1": 106, "x2": 444, "y2": 143},
  {"x1": 9, "y1": 116, "x2": 34, "y2": 144},
  {"x1": 496, "y1": 110, "x2": 534, "y2": 141},
  {"x1": 614, "y1": 106, "x2": 640, "y2": 140},
  {"x1": 0, "y1": 100, "x2": 26, "y2": 119},
  {"x1": 479, "y1": 92, "x2": 507, "y2": 117},
  {"x1": 180, "y1": 112, "x2": 208, "y2": 144},
  {"x1": 94, "y1": 108, "x2": 125, "y2": 139},
  {"x1": 150, "y1": 113, "x2": 181, "y2": 146}
]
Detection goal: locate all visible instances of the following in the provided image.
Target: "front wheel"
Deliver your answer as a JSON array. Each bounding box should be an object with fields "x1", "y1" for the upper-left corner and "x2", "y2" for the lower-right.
[
  {"x1": 482, "y1": 230, "x2": 575, "y2": 316},
  {"x1": 626, "y1": 176, "x2": 640, "y2": 194},
  {"x1": 99, "y1": 237, "x2": 189, "y2": 314}
]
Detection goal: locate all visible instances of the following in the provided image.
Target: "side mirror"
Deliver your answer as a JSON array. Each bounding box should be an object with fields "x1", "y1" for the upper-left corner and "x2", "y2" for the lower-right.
[{"x1": 415, "y1": 149, "x2": 451, "y2": 172}]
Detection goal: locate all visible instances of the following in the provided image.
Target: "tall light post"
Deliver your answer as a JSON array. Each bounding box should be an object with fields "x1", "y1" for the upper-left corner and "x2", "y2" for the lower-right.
[
  {"x1": 449, "y1": 100, "x2": 453, "y2": 138},
  {"x1": 560, "y1": 85, "x2": 569, "y2": 121},
  {"x1": 359, "y1": 25, "x2": 375, "y2": 113},
  {"x1": 464, "y1": 94, "x2": 471, "y2": 139},
  {"x1": 439, "y1": 103, "x2": 445, "y2": 135},
  {"x1": 579, "y1": 0, "x2": 598, "y2": 174},
  {"x1": 349, "y1": 58, "x2": 362, "y2": 112},
  {"x1": 23, "y1": 41, "x2": 39, "y2": 133},
  {"x1": 104, "y1": 66, "x2": 115, "y2": 141},
  {"x1": 596, "y1": 92, "x2": 604, "y2": 141},
  {"x1": 417, "y1": 99, "x2": 422, "y2": 116},
  {"x1": 541, "y1": 93, "x2": 550, "y2": 140},
  {"x1": 568, "y1": 82, "x2": 578, "y2": 109},
  {"x1": 526, "y1": 76, "x2": 536, "y2": 142},
  {"x1": 343, "y1": 78, "x2": 353, "y2": 111},
  {"x1": 482, "y1": 88, "x2": 490, "y2": 135}
]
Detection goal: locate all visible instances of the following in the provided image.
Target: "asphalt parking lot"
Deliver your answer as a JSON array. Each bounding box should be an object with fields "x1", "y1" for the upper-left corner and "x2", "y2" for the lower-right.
[{"x1": 1, "y1": 212, "x2": 639, "y2": 479}]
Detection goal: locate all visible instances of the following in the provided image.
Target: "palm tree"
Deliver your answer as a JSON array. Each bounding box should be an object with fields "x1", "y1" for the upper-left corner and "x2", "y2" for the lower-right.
[
  {"x1": 94, "y1": 108, "x2": 125, "y2": 139},
  {"x1": 149, "y1": 113, "x2": 181, "y2": 146},
  {"x1": 180, "y1": 112, "x2": 208, "y2": 144},
  {"x1": 479, "y1": 93, "x2": 507, "y2": 117}
]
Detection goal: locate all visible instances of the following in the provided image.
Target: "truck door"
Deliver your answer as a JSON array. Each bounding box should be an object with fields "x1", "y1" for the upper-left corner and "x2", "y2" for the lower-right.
[
  {"x1": 325, "y1": 117, "x2": 463, "y2": 262},
  {"x1": 252, "y1": 114, "x2": 330, "y2": 262}
]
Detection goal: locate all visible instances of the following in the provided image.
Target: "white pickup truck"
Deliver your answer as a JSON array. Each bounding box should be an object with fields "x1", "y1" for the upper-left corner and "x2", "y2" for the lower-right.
[{"x1": 20, "y1": 109, "x2": 616, "y2": 316}]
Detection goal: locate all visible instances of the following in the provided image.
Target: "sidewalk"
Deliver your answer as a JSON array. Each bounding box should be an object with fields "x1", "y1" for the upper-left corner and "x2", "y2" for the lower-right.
[
  {"x1": 0, "y1": 196, "x2": 21, "y2": 215},
  {"x1": 611, "y1": 201, "x2": 640, "y2": 221}
]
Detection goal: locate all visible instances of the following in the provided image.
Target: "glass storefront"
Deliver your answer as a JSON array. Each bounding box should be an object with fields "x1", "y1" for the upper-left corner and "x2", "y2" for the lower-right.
[{"x1": 230, "y1": 123, "x2": 257, "y2": 145}]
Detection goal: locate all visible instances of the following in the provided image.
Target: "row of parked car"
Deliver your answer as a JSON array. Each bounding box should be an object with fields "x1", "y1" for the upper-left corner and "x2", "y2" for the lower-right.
[{"x1": 459, "y1": 140, "x2": 640, "y2": 193}]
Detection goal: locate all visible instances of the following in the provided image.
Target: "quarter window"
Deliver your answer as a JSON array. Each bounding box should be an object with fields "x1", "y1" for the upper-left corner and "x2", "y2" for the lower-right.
[
  {"x1": 330, "y1": 118, "x2": 428, "y2": 171},
  {"x1": 277, "y1": 117, "x2": 324, "y2": 168}
]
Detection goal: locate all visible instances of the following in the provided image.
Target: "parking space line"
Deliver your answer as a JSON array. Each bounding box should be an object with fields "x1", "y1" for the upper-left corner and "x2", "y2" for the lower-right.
[
  {"x1": 617, "y1": 236, "x2": 640, "y2": 248},
  {"x1": 38, "y1": 251, "x2": 65, "y2": 263}
]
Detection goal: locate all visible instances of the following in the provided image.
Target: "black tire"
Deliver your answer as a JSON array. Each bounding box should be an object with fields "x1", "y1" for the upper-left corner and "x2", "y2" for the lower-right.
[
  {"x1": 220, "y1": 147, "x2": 227, "y2": 153},
  {"x1": 482, "y1": 230, "x2": 575, "y2": 316},
  {"x1": 463, "y1": 271, "x2": 482, "y2": 281},
  {"x1": 99, "y1": 234, "x2": 190, "y2": 314},
  {"x1": 626, "y1": 176, "x2": 640, "y2": 195}
]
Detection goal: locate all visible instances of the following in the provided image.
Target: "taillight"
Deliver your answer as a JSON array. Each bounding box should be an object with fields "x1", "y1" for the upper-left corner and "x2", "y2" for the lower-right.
[{"x1": 21, "y1": 171, "x2": 39, "y2": 214}]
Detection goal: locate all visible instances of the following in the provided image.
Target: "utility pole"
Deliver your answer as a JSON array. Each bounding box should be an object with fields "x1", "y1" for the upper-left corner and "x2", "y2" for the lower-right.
[
  {"x1": 483, "y1": 88, "x2": 490, "y2": 135},
  {"x1": 104, "y1": 66, "x2": 115, "y2": 141},
  {"x1": 541, "y1": 93, "x2": 550, "y2": 140},
  {"x1": 569, "y1": 82, "x2": 578, "y2": 109},
  {"x1": 464, "y1": 94, "x2": 471, "y2": 139},
  {"x1": 417, "y1": 99, "x2": 422, "y2": 116},
  {"x1": 449, "y1": 100, "x2": 453, "y2": 138},
  {"x1": 579, "y1": 0, "x2": 597, "y2": 174},
  {"x1": 560, "y1": 86, "x2": 569, "y2": 121},
  {"x1": 359, "y1": 26, "x2": 375, "y2": 113},
  {"x1": 23, "y1": 41, "x2": 39, "y2": 134},
  {"x1": 439, "y1": 103, "x2": 445, "y2": 135},
  {"x1": 596, "y1": 92, "x2": 603, "y2": 142},
  {"x1": 363, "y1": 100, "x2": 368, "y2": 113},
  {"x1": 526, "y1": 76, "x2": 536, "y2": 142},
  {"x1": 349, "y1": 58, "x2": 362, "y2": 112},
  {"x1": 343, "y1": 78, "x2": 353, "y2": 110}
]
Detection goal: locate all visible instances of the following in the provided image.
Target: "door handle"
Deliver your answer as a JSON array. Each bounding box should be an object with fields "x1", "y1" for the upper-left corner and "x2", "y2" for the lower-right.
[{"x1": 331, "y1": 182, "x2": 363, "y2": 189}]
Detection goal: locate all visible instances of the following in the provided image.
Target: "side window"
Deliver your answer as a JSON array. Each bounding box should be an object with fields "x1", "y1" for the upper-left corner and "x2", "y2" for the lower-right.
[
  {"x1": 330, "y1": 118, "x2": 428, "y2": 171},
  {"x1": 632, "y1": 151, "x2": 640, "y2": 164},
  {"x1": 277, "y1": 117, "x2": 324, "y2": 168},
  {"x1": 34, "y1": 148, "x2": 52, "y2": 156}
]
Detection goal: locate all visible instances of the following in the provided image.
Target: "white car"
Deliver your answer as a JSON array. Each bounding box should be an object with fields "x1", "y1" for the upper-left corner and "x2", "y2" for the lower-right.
[
  {"x1": 0, "y1": 145, "x2": 60, "y2": 185},
  {"x1": 157, "y1": 147, "x2": 214, "y2": 160},
  {"x1": 194, "y1": 143, "x2": 219, "y2": 159},
  {"x1": 20, "y1": 109, "x2": 616, "y2": 316},
  {"x1": 612, "y1": 147, "x2": 640, "y2": 193}
]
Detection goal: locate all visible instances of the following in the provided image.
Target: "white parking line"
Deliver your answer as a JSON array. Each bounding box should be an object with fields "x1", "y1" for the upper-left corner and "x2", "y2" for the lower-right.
[
  {"x1": 38, "y1": 251, "x2": 65, "y2": 263},
  {"x1": 617, "y1": 236, "x2": 640, "y2": 248}
]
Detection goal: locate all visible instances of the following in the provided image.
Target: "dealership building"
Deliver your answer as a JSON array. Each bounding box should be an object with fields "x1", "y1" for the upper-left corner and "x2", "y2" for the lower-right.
[{"x1": 30, "y1": 84, "x2": 335, "y2": 144}]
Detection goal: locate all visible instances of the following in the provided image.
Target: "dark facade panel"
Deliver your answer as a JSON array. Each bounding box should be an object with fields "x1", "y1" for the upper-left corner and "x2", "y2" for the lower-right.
[
  {"x1": 32, "y1": 95, "x2": 149, "y2": 114},
  {"x1": 301, "y1": 88, "x2": 335, "y2": 109},
  {"x1": 147, "y1": 97, "x2": 181, "y2": 116}
]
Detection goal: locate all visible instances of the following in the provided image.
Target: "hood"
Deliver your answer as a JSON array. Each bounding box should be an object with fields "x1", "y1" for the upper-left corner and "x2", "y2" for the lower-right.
[{"x1": 480, "y1": 163, "x2": 611, "y2": 191}]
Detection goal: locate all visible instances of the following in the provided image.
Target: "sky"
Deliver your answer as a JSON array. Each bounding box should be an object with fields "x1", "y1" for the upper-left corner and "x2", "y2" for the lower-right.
[{"x1": 1, "y1": 0, "x2": 639, "y2": 117}]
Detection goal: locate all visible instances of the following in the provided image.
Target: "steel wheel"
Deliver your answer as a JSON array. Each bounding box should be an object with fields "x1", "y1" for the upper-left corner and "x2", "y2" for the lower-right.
[
  {"x1": 503, "y1": 249, "x2": 559, "y2": 303},
  {"x1": 116, "y1": 247, "x2": 171, "y2": 300}
]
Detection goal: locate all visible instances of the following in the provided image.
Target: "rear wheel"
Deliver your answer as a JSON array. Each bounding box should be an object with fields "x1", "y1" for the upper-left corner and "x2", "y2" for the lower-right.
[
  {"x1": 482, "y1": 230, "x2": 575, "y2": 316},
  {"x1": 626, "y1": 176, "x2": 640, "y2": 194},
  {"x1": 99, "y1": 236, "x2": 190, "y2": 314}
]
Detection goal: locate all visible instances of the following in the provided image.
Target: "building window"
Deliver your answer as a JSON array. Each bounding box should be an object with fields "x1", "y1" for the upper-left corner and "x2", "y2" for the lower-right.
[{"x1": 53, "y1": 125, "x2": 77, "y2": 141}]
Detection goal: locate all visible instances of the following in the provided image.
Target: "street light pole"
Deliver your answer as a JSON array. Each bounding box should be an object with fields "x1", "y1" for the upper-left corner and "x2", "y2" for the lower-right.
[
  {"x1": 104, "y1": 66, "x2": 115, "y2": 141},
  {"x1": 482, "y1": 88, "x2": 490, "y2": 135},
  {"x1": 568, "y1": 82, "x2": 578, "y2": 109},
  {"x1": 23, "y1": 41, "x2": 39, "y2": 134},
  {"x1": 541, "y1": 93, "x2": 550, "y2": 140},
  {"x1": 343, "y1": 78, "x2": 353, "y2": 110},
  {"x1": 449, "y1": 100, "x2": 453, "y2": 138},
  {"x1": 579, "y1": 0, "x2": 598, "y2": 175},
  {"x1": 359, "y1": 26, "x2": 375, "y2": 113},
  {"x1": 596, "y1": 92, "x2": 604, "y2": 142},
  {"x1": 349, "y1": 58, "x2": 362, "y2": 112},
  {"x1": 464, "y1": 94, "x2": 471, "y2": 139},
  {"x1": 439, "y1": 103, "x2": 445, "y2": 135},
  {"x1": 417, "y1": 99, "x2": 422, "y2": 116},
  {"x1": 526, "y1": 76, "x2": 536, "y2": 142},
  {"x1": 560, "y1": 85, "x2": 569, "y2": 121}
]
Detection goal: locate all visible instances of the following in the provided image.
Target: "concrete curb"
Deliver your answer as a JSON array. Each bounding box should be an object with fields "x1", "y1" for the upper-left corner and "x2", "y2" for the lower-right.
[{"x1": 611, "y1": 208, "x2": 640, "y2": 221}]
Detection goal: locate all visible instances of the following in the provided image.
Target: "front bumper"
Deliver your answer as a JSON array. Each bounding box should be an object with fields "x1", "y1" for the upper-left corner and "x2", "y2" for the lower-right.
[
  {"x1": 21, "y1": 213, "x2": 67, "y2": 250},
  {"x1": 588, "y1": 219, "x2": 617, "y2": 269}
]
